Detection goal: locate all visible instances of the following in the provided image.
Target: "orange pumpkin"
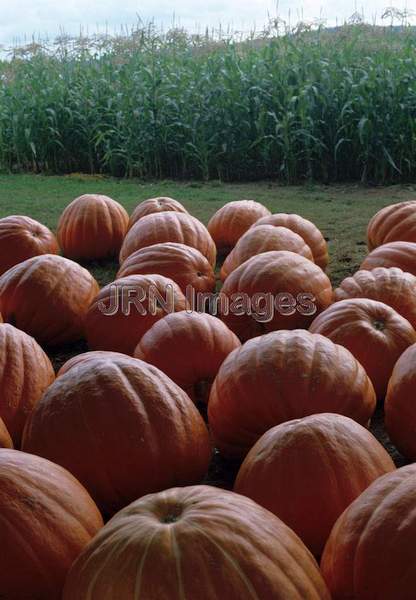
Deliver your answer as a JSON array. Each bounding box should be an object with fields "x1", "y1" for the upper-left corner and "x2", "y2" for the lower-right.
[
  {"x1": 321, "y1": 464, "x2": 416, "y2": 600},
  {"x1": 134, "y1": 312, "x2": 241, "y2": 403},
  {"x1": 235, "y1": 413, "x2": 395, "y2": 557},
  {"x1": 117, "y1": 242, "x2": 216, "y2": 295},
  {"x1": 57, "y1": 194, "x2": 128, "y2": 260},
  {"x1": 57, "y1": 350, "x2": 129, "y2": 377},
  {"x1": 0, "y1": 449, "x2": 102, "y2": 600},
  {"x1": 220, "y1": 225, "x2": 314, "y2": 281},
  {"x1": 63, "y1": 485, "x2": 330, "y2": 600},
  {"x1": 86, "y1": 274, "x2": 187, "y2": 355},
  {"x1": 219, "y1": 251, "x2": 332, "y2": 341},
  {"x1": 208, "y1": 330, "x2": 376, "y2": 459},
  {"x1": 367, "y1": 200, "x2": 416, "y2": 250},
  {"x1": 252, "y1": 213, "x2": 328, "y2": 270},
  {"x1": 385, "y1": 343, "x2": 416, "y2": 460},
  {"x1": 0, "y1": 254, "x2": 99, "y2": 346},
  {"x1": 207, "y1": 199, "x2": 271, "y2": 253},
  {"x1": 361, "y1": 241, "x2": 416, "y2": 276},
  {"x1": 119, "y1": 212, "x2": 217, "y2": 266},
  {"x1": 0, "y1": 323, "x2": 55, "y2": 445},
  {"x1": 0, "y1": 215, "x2": 59, "y2": 276},
  {"x1": 0, "y1": 416, "x2": 13, "y2": 448},
  {"x1": 334, "y1": 267, "x2": 416, "y2": 329},
  {"x1": 128, "y1": 196, "x2": 188, "y2": 230},
  {"x1": 22, "y1": 355, "x2": 212, "y2": 516},
  {"x1": 309, "y1": 298, "x2": 416, "y2": 400}
]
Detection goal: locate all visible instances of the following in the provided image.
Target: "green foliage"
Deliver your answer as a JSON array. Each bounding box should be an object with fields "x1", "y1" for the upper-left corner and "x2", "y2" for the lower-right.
[{"x1": 1, "y1": 24, "x2": 416, "y2": 183}]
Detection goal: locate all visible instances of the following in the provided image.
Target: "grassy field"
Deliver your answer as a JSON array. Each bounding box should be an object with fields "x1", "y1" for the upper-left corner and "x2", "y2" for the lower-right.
[{"x1": 0, "y1": 173, "x2": 413, "y2": 474}]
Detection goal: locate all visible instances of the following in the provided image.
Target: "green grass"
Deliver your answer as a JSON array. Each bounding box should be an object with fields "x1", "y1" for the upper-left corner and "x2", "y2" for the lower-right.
[
  {"x1": 0, "y1": 173, "x2": 413, "y2": 469},
  {"x1": 2, "y1": 173, "x2": 416, "y2": 286},
  {"x1": 2, "y1": 24, "x2": 416, "y2": 183}
]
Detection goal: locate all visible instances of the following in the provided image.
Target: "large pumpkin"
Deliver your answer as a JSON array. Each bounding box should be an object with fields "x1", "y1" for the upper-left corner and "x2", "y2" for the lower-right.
[
  {"x1": 219, "y1": 251, "x2": 332, "y2": 341},
  {"x1": 117, "y1": 242, "x2": 216, "y2": 295},
  {"x1": 220, "y1": 225, "x2": 314, "y2": 281},
  {"x1": 207, "y1": 199, "x2": 271, "y2": 254},
  {"x1": 0, "y1": 254, "x2": 99, "y2": 346},
  {"x1": 334, "y1": 266, "x2": 416, "y2": 329},
  {"x1": 57, "y1": 350, "x2": 129, "y2": 377},
  {"x1": 321, "y1": 464, "x2": 416, "y2": 600},
  {"x1": 128, "y1": 196, "x2": 188, "y2": 230},
  {"x1": 235, "y1": 413, "x2": 395, "y2": 557},
  {"x1": 0, "y1": 215, "x2": 59, "y2": 276},
  {"x1": 252, "y1": 213, "x2": 328, "y2": 270},
  {"x1": 119, "y1": 212, "x2": 217, "y2": 266},
  {"x1": 361, "y1": 241, "x2": 416, "y2": 276},
  {"x1": 0, "y1": 323, "x2": 55, "y2": 445},
  {"x1": 63, "y1": 485, "x2": 330, "y2": 600},
  {"x1": 0, "y1": 449, "x2": 103, "y2": 600},
  {"x1": 22, "y1": 355, "x2": 212, "y2": 516},
  {"x1": 134, "y1": 312, "x2": 241, "y2": 403},
  {"x1": 86, "y1": 274, "x2": 187, "y2": 355},
  {"x1": 367, "y1": 200, "x2": 416, "y2": 250},
  {"x1": 208, "y1": 330, "x2": 376, "y2": 459},
  {"x1": 309, "y1": 298, "x2": 416, "y2": 400},
  {"x1": 57, "y1": 194, "x2": 129, "y2": 260},
  {"x1": 385, "y1": 343, "x2": 416, "y2": 460},
  {"x1": 0, "y1": 416, "x2": 13, "y2": 448}
]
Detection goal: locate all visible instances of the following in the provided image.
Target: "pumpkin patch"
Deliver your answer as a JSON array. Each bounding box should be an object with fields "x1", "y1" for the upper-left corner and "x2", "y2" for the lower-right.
[{"x1": 1, "y1": 190, "x2": 415, "y2": 598}]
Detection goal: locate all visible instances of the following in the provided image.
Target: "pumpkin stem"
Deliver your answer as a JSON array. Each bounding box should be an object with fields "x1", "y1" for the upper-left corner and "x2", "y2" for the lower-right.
[
  {"x1": 161, "y1": 505, "x2": 183, "y2": 524},
  {"x1": 373, "y1": 319, "x2": 385, "y2": 331}
]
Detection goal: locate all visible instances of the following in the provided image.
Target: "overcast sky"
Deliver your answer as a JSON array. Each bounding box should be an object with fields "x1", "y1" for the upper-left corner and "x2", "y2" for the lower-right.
[{"x1": 0, "y1": 0, "x2": 413, "y2": 46}]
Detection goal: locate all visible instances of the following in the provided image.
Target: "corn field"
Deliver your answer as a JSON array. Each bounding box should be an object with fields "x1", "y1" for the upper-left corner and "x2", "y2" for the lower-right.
[{"x1": 1, "y1": 24, "x2": 416, "y2": 183}]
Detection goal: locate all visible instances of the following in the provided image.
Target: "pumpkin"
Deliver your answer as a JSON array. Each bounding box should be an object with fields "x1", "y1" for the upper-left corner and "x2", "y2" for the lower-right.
[
  {"x1": 321, "y1": 464, "x2": 416, "y2": 600},
  {"x1": 220, "y1": 225, "x2": 314, "y2": 281},
  {"x1": 208, "y1": 330, "x2": 376, "y2": 459},
  {"x1": 252, "y1": 213, "x2": 328, "y2": 270},
  {"x1": 134, "y1": 312, "x2": 241, "y2": 403},
  {"x1": 86, "y1": 274, "x2": 187, "y2": 355},
  {"x1": 63, "y1": 484, "x2": 330, "y2": 600},
  {"x1": 367, "y1": 200, "x2": 416, "y2": 250},
  {"x1": 385, "y1": 343, "x2": 416, "y2": 460},
  {"x1": 117, "y1": 242, "x2": 216, "y2": 295},
  {"x1": 0, "y1": 254, "x2": 99, "y2": 346},
  {"x1": 128, "y1": 196, "x2": 188, "y2": 230},
  {"x1": 334, "y1": 267, "x2": 416, "y2": 329},
  {"x1": 219, "y1": 251, "x2": 332, "y2": 341},
  {"x1": 22, "y1": 355, "x2": 212, "y2": 516},
  {"x1": 57, "y1": 194, "x2": 129, "y2": 260},
  {"x1": 361, "y1": 241, "x2": 416, "y2": 276},
  {"x1": 0, "y1": 215, "x2": 59, "y2": 276},
  {"x1": 0, "y1": 449, "x2": 103, "y2": 600},
  {"x1": 0, "y1": 416, "x2": 13, "y2": 448},
  {"x1": 0, "y1": 323, "x2": 55, "y2": 445},
  {"x1": 57, "y1": 350, "x2": 129, "y2": 377},
  {"x1": 207, "y1": 199, "x2": 271, "y2": 254},
  {"x1": 119, "y1": 212, "x2": 217, "y2": 266},
  {"x1": 235, "y1": 413, "x2": 395, "y2": 557},
  {"x1": 309, "y1": 298, "x2": 416, "y2": 400}
]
